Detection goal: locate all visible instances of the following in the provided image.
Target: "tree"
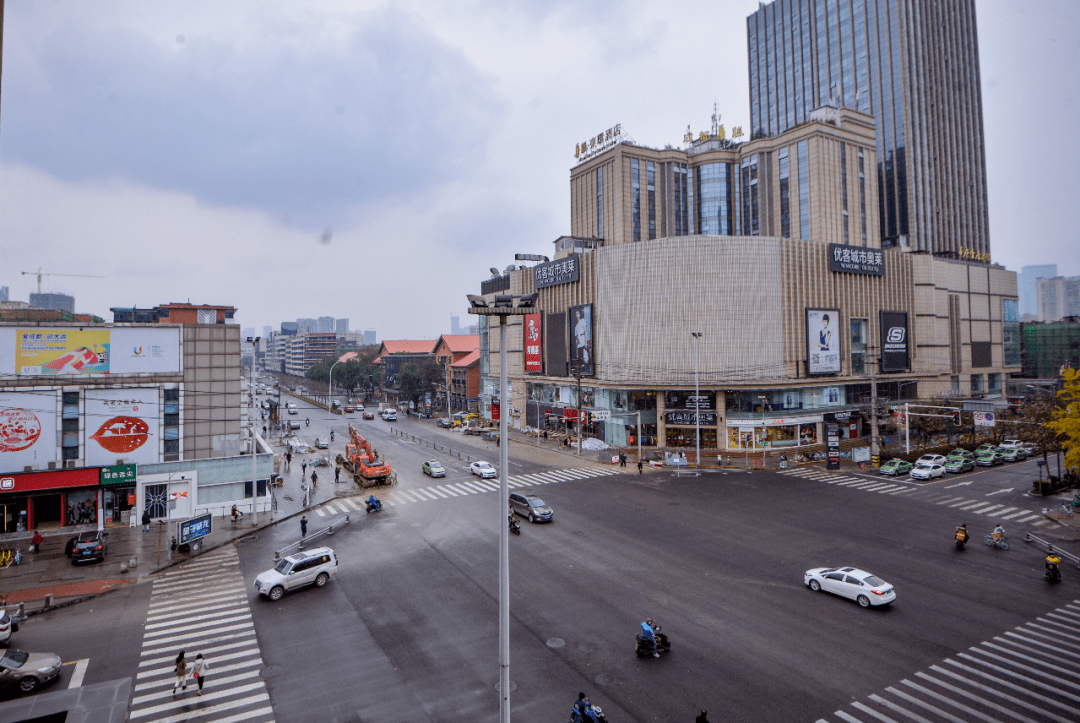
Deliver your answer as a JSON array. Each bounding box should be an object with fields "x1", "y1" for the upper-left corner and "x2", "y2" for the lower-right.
[
  {"x1": 1046, "y1": 368, "x2": 1080, "y2": 473},
  {"x1": 305, "y1": 347, "x2": 383, "y2": 396},
  {"x1": 396, "y1": 363, "x2": 424, "y2": 402}
]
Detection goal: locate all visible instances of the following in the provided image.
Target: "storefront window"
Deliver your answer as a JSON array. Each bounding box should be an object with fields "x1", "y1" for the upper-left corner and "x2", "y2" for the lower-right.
[
  {"x1": 799, "y1": 424, "x2": 818, "y2": 445},
  {"x1": 850, "y1": 318, "x2": 868, "y2": 375},
  {"x1": 666, "y1": 427, "x2": 717, "y2": 449},
  {"x1": 64, "y1": 489, "x2": 98, "y2": 526}
]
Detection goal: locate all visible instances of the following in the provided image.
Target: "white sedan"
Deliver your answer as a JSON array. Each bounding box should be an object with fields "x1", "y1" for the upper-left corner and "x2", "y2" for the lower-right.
[
  {"x1": 470, "y1": 461, "x2": 497, "y2": 479},
  {"x1": 804, "y1": 567, "x2": 896, "y2": 608},
  {"x1": 909, "y1": 462, "x2": 945, "y2": 480}
]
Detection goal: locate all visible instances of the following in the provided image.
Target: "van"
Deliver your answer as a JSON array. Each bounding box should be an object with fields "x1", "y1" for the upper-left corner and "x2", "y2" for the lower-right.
[
  {"x1": 381, "y1": 408, "x2": 397, "y2": 421},
  {"x1": 254, "y1": 547, "x2": 338, "y2": 601}
]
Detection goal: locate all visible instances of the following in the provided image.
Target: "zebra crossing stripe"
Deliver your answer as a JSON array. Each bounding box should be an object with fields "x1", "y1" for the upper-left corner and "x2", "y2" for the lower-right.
[
  {"x1": 460, "y1": 481, "x2": 488, "y2": 493},
  {"x1": 417, "y1": 489, "x2": 440, "y2": 500},
  {"x1": 315, "y1": 508, "x2": 327, "y2": 517},
  {"x1": 448, "y1": 483, "x2": 477, "y2": 495},
  {"x1": 435, "y1": 485, "x2": 460, "y2": 497}
]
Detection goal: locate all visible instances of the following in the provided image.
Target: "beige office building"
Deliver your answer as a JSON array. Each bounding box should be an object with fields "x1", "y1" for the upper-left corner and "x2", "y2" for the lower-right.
[{"x1": 477, "y1": 110, "x2": 1019, "y2": 456}]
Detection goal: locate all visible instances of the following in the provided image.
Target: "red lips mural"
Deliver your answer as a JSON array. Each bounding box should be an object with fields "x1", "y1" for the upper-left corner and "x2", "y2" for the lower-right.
[
  {"x1": 91, "y1": 416, "x2": 150, "y2": 454},
  {"x1": 0, "y1": 408, "x2": 42, "y2": 453}
]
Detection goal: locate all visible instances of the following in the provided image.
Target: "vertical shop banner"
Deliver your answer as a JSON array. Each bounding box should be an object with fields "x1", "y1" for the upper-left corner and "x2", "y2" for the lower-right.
[
  {"x1": 806, "y1": 308, "x2": 841, "y2": 374},
  {"x1": 879, "y1": 311, "x2": 911, "y2": 372},
  {"x1": 84, "y1": 388, "x2": 160, "y2": 465},
  {"x1": 825, "y1": 422, "x2": 841, "y2": 470},
  {"x1": 0, "y1": 390, "x2": 59, "y2": 471},
  {"x1": 569, "y1": 304, "x2": 594, "y2": 376},
  {"x1": 524, "y1": 314, "x2": 543, "y2": 373}
]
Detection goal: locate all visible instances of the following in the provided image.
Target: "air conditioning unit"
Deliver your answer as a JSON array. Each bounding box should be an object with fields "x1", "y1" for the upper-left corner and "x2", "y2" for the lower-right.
[
  {"x1": 65, "y1": 460, "x2": 77, "y2": 469},
  {"x1": 48, "y1": 462, "x2": 57, "y2": 470}
]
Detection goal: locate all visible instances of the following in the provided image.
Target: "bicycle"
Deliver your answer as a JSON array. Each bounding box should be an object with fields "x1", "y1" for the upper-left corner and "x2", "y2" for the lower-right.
[{"x1": 1056, "y1": 502, "x2": 1074, "y2": 518}]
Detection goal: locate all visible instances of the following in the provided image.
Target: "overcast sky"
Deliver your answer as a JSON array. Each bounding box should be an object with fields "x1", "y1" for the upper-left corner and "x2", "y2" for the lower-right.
[{"x1": 2, "y1": 0, "x2": 1077, "y2": 339}]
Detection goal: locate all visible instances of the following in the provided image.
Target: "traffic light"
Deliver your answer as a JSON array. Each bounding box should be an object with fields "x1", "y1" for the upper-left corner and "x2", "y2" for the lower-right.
[{"x1": 952, "y1": 410, "x2": 961, "y2": 426}]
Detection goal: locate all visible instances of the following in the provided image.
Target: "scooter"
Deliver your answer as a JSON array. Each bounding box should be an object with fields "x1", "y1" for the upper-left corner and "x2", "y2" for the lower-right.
[
  {"x1": 954, "y1": 529, "x2": 969, "y2": 550},
  {"x1": 568, "y1": 701, "x2": 608, "y2": 723},
  {"x1": 635, "y1": 626, "x2": 672, "y2": 658},
  {"x1": 509, "y1": 515, "x2": 521, "y2": 535},
  {"x1": 1046, "y1": 563, "x2": 1061, "y2": 584},
  {"x1": 305, "y1": 418, "x2": 310, "y2": 427},
  {"x1": 366, "y1": 498, "x2": 382, "y2": 513}
]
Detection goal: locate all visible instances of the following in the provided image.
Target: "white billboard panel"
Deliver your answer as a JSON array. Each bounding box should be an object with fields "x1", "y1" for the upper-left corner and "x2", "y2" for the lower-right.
[
  {"x1": 0, "y1": 327, "x2": 181, "y2": 376},
  {"x1": 806, "y1": 308, "x2": 842, "y2": 375},
  {"x1": 110, "y1": 327, "x2": 181, "y2": 374},
  {"x1": 84, "y1": 388, "x2": 160, "y2": 465},
  {"x1": 0, "y1": 390, "x2": 59, "y2": 471}
]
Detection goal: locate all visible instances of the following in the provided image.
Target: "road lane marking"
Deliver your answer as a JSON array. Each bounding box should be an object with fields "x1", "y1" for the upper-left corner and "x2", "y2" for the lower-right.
[
  {"x1": 67, "y1": 658, "x2": 89, "y2": 688},
  {"x1": 435, "y1": 485, "x2": 460, "y2": 496}
]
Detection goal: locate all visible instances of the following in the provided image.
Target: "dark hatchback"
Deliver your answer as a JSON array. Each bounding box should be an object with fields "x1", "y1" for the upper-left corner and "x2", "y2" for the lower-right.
[
  {"x1": 67, "y1": 531, "x2": 108, "y2": 564},
  {"x1": 509, "y1": 493, "x2": 553, "y2": 523}
]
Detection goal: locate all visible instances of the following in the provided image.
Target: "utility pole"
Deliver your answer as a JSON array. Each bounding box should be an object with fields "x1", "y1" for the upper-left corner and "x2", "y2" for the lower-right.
[
  {"x1": 575, "y1": 367, "x2": 583, "y2": 457},
  {"x1": 870, "y1": 351, "x2": 880, "y2": 461}
]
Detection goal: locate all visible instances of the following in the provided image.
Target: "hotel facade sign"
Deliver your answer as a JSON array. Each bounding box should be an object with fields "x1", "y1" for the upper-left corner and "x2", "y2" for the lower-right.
[{"x1": 829, "y1": 243, "x2": 885, "y2": 276}]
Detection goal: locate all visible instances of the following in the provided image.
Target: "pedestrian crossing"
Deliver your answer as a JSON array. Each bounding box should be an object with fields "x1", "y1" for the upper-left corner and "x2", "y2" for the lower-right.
[
  {"x1": 816, "y1": 600, "x2": 1080, "y2": 723},
  {"x1": 129, "y1": 546, "x2": 274, "y2": 723},
  {"x1": 309, "y1": 466, "x2": 622, "y2": 516},
  {"x1": 778, "y1": 468, "x2": 1051, "y2": 526}
]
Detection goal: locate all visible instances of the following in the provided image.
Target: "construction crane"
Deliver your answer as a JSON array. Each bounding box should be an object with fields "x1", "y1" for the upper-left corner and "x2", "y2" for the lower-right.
[{"x1": 21, "y1": 268, "x2": 106, "y2": 294}]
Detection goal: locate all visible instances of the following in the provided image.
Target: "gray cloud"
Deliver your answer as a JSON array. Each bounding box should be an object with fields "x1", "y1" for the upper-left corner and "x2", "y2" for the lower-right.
[{"x1": 1, "y1": 4, "x2": 503, "y2": 230}]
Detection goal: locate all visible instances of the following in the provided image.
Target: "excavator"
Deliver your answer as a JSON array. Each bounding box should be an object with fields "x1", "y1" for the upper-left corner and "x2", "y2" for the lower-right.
[{"x1": 336, "y1": 424, "x2": 397, "y2": 488}]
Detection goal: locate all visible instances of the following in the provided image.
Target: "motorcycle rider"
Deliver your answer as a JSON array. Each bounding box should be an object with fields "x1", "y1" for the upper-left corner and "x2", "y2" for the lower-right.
[
  {"x1": 508, "y1": 506, "x2": 520, "y2": 533},
  {"x1": 366, "y1": 494, "x2": 381, "y2": 512},
  {"x1": 954, "y1": 523, "x2": 968, "y2": 544},
  {"x1": 992, "y1": 524, "x2": 1005, "y2": 543},
  {"x1": 641, "y1": 618, "x2": 659, "y2": 658},
  {"x1": 305, "y1": 417, "x2": 310, "y2": 427},
  {"x1": 1046, "y1": 551, "x2": 1062, "y2": 579},
  {"x1": 330, "y1": 430, "x2": 335, "y2": 442},
  {"x1": 573, "y1": 692, "x2": 600, "y2": 723}
]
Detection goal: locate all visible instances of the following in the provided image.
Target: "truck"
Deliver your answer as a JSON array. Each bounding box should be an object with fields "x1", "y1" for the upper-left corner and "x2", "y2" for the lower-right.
[{"x1": 335, "y1": 424, "x2": 397, "y2": 488}]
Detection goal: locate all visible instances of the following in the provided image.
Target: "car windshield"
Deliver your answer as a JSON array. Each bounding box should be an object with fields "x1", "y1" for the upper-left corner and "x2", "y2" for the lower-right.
[
  {"x1": 273, "y1": 560, "x2": 292, "y2": 574},
  {"x1": 478, "y1": 463, "x2": 492, "y2": 469},
  {"x1": 864, "y1": 575, "x2": 885, "y2": 586},
  {"x1": 914, "y1": 463, "x2": 932, "y2": 469},
  {"x1": 0, "y1": 651, "x2": 28, "y2": 668},
  {"x1": 76, "y1": 532, "x2": 98, "y2": 543},
  {"x1": 529, "y1": 498, "x2": 546, "y2": 507}
]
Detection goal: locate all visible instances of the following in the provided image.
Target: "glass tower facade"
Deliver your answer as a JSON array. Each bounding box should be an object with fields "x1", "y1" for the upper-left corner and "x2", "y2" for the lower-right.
[{"x1": 747, "y1": 0, "x2": 990, "y2": 257}]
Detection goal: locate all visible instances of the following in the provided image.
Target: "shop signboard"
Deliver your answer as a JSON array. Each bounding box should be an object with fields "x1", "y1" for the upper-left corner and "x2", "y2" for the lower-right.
[
  {"x1": 569, "y1": 305, "x2": 594, "y2": 376},
  {"x1": 490, "y1": 401, "x2": 500, "y2": 421},
  {"x1": 974, "y1": 411, "x2": 996, "y2": 427},
  {"x1": 805, "y1": 308, "x2": 841, "y2": 375},
  {"x1": 852, "y1": 447, "x2": 871, "y2": 463},
  {"x1": 590, "y1": 410, "x2": 611, "y2": 422},
  {"x1": 879, "y1": 311, "x2": 911, "y2": 372},
  {"x1": 665, "y1": 411, "x2": 717, "y2": 426},
  {"x1": 534, "y1": 257, "x2": 580, "y2": 289},
  {"x1": 0, "y1": 327, "x2": 181, "y2": 376},
  {"x1": 664, "y1": 391, "x2": 714, "y2": 410},
  {"x1": 0, "y1": 390, "x2": 59, "y2": 471},
  {"x1": 85, "y1": 388, "x2": 161, "y2": 466},
  {"x1": 177, "y1": 513, "x2": 212, "y2": 546},
  {"x1": 0, "y1": 468, "x2": 98, "y2": 492},
  {"x1": 100, "y1": 463, "x2": 137, "y2": 486},
  {"x1": 524, "y1": 314, "x2": 543, "y2": 373},
  {"x1": 825, "y1": 422, "x2": 841, "y2": 470},
  {"x1": 829, "y1": 243, "x2": 885, "y2": 276}
]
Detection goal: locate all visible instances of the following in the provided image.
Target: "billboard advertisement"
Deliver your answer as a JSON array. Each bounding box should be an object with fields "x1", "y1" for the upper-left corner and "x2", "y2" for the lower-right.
[
  {"x1": 524, "y1": 313, "x2": 543, "y2": 373},
  {"x1": 0, "y1": 327, "x2": 181, "y2": 376},
  {"x1": 879, "y1": 311, "x2": 911, "y2": 372},
  {"x1": 569, "y1": 304, "x2": 594, "y2": 377},
  {"x1": 84, "y1": 388, "x2": 160, "y2": 465},
  {"x1": 806, "y1": 308, "x2": 841, "y2": 375},
  {"x1": 0, "y1": 390, "x2": 59, "y2": 471}
]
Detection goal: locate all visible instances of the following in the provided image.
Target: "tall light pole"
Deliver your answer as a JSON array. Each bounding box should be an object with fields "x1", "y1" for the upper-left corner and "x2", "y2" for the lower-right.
[
  {"x1": 691, "y1": 332, "x2": 702, "y2": 466},
  {"x1": 328, "y1": 357, "x2": 344, "y2": 437},
  {"x1": 247, "y1": 336, "x2": 261, "y2": 526},
  {"x1": 468, "y1": 290, "x2": 536, "y2": 723}
]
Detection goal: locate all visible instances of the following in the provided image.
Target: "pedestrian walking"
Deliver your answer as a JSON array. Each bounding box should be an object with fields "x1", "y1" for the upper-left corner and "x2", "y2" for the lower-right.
[
  {"x1": 301, "y1": 460, "x2": 307, "y2": 477},
  {"x1": 780, "y1": 454, "x2": 787, "y2": 469},
  {"x1": 311, "y1": 470, "x2": 318, "y2": 487},
  {"x1": 142, "y1": 509, "x2": 151, "y2": 532},
  {"x1": 31, "y1": 530, "x2": 43, "y2": 553},
  {"x1": 285, "y1": 451, "x2": 292, "y2": 469},
  {"x1": 334, "y1": 466, "x2": 340, "y2": 483},
  {"x1": 300, "y1": 515, "x2": 308, "y2": 538},
  {"x1": 620, "y1": 454, "x2": 626, "y2": 467},
  {"x1": 172, "y1": 651, "x2": 188, "y2": 694},
  {"x1": 637, "y1": 460, "x2": 643, "y2": 474},
  {"x1": 190, "y1": 653, "x2": 209, "y2": 696}
]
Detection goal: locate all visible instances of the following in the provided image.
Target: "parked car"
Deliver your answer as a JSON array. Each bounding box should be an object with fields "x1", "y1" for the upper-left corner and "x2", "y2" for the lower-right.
[
  {"x1": 804, "y1": 567, "x2": 895, "y2": 608},
  {"x1": 0, "y1": 649, "x2": 62, "y2": 693},
  {"x1": 437, "y1": 418, "x2": 453, "y2": 428},
  {"x1": 997, "y1": 439, "x2": 1023, "y2": 450},
  {"x1": 422, "y1": 460, "x2": 446, "y2": 477},
  {"x1": 343, "y1": 406, "x2": 355, "y2": 413},
  {"x1": 1001, "y1": 447, "x2": 1028, "y2": 462},
  {"x1": 946, "y1": 448, "x2": 974, "y2": 461},
  {"x1": 470, "y1": 461, "x2": 497, "y2": 479},
  {"x1": 974, "y1": 443, "x2": 997, "y2": 456},
  {"x1": 910, "y1": 463, "x2": 946, "y2": 480},
  {"x1": 67, "y1": 531, "x2": 108, "y2": 564},
  {"x1": 944, "y1": 457, "x2": 974, "y2": 473},
  {"x1": 916, "y1": 454, "x2": 947, "y2": 466},
  {"x1": 509, "y1": 492, "x2": 553, "y2": 523},
  {"x1": 314, "y1": 436, "x2": 330, "y2": 449},
  {"x1": 362, "y1": 411, "x2": 375, "y2": 420},
  {"x1": 289, "y1": 420, "x2": 302, "y2": 430},
  {"x1": 976, "y1": 450, "x2": 1004, "y2": 466},
  {"x1": 254, "y1": 547, "x2": 338, "y2": 602},
  {"x1": 0, "y1": 609, "x2": 17, "y2": 646},
  {"x1": 879, "y1": 458, "x2": 913, "y2": 476}
]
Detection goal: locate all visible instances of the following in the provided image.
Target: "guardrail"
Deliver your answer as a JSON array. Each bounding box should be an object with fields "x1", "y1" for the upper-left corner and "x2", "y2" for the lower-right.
[
  {"x1": 1024, "y1": 532, "x2": 1080, "y2": 569},
  {"x1": 274, "y1": 514, "x2": 350, "y2": 560},
  {"x1": 389, "y1": 428, "x2": 476, "y2": 463}
]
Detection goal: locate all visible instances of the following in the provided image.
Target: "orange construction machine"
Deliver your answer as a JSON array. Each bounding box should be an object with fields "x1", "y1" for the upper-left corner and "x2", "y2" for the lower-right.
[{"x1": 336, "y1": 424, "x2": 397, "y2": 487}]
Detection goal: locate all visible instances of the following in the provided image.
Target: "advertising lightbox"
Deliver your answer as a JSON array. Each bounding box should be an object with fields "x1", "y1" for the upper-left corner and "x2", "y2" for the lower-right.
[
  {"x1": 569, "y1": 304, "x2": 594, "y2": 377},
  {"x1": 879, "y1": 311, "x2": 911, "y2": 372},
  {"x1": 524, "y1": 314, "x2": 543, "y2": 373},
  {"x1": 0, "y1": 390, "x2": 59, "y2": 471},
  {"x1": 806, "y1": 308, "x2": 842, "y2": 375},
  {"x1": 0, "y1": 327, "x2": 181, "y2": 376},
  {"x1": 84, "y1": 388, "x2": 160, "y2": 465}
]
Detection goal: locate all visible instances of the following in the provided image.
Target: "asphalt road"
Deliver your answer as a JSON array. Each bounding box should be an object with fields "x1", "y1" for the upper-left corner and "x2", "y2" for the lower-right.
[{"x1": 5, "y1": 406, "x2": 1078, "y2": 722}]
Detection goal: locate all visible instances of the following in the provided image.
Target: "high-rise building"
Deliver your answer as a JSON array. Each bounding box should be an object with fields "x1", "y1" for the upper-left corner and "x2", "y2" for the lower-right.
[
  {"x1": 29, "y1": 292, "x2": 76, "y2": 313},
  {"x1": 363, "y1": 330, "x2": 377, "y2": 346},
  {"x1": 1036, "y1": 276, "x2": 1080, "y2": 322},
  {"x1": 0, "y1": 286, "x2": 8, "y2": 302},
  {"x1": 450, "y1": 315, "x2": 462, "y2": 335},
  {"x1": 280, "y1": 321, "x2": 299, "y2": 335},
  {"x1": 336, "y1": 318, "x2": 349, "y2": 334},
  {"x1": 296, "y1": 318, "x2": 317, "y2": 334},
  {"x1": 317, "y1": 316, "x2": 335, "y2": 333},
  {"x1": 262, "y1": 325, "x2": 272, "y2": 338},
  {"x1": 1020, "y1": 265, "x2": 1058, "y2": 318},
  {"x1": 746, "y1": 0, "x2": 989, "y2": 257}
]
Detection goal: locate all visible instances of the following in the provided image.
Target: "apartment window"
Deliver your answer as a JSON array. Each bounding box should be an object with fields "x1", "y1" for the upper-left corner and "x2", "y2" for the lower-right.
[
  {"x1": 951, "y1": 376, "x2": 960, "y2": 393},
  {"x1": 596, "y1": 165, "x2": 603, "y2": 239},
  {"x1": 741, "y1": 155, "x2": 759, "y2": 236},
  {"x1": 696, "y1": 163, "x2": 734, "y2": 235},
  {"x1": 632, "y1": 158, "x2": 641, "y2": 242},
  {"x1": 858, "y1": 147, "x2": 867, "y2": 244},
  {"x1": 1002, "y1": 299, "x2": 1020, "y2": 366},
  {"x1": 674, "y1": 163, "x2": 684, "y2": 236},
  {"x1": 62, "y1": 391, "x2": 79, "y2": 461},
  {"x1": 970, "y1": 374, "x2": 983, "y2": 394},
  {"x1": 647, "y1": 161, "x2": 656, "y2": 239},
  {"x1": 850, "y1": 318, "x2": 868, "y2": 375},
  {"x1": 840, "y1": 142, "x2": 849, "y2": 244},
  {"x1": 779, "y1": 147, "x2": 790, "y2": 238},
  {"x1": 686, "y1": 166, "x2": 694, "y2": 234},
  {"x1": 988, "y1": 373, "x2": 1002, "y2": 395},
  {"x1": 797, "y1": 140, "x2": 809, "y2": 238}
]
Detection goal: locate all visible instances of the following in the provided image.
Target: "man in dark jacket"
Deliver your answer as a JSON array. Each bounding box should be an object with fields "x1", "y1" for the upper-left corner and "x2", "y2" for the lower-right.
[{"x1": 142, "y1": 509, "x2": 152, "y2": 532}]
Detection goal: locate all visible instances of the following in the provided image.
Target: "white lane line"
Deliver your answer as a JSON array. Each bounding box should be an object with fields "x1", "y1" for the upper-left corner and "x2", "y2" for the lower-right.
[
  {"x1": 1033, "y1": 520, "x2": 1049, "y2": 526},
  {"x1": 1016, "y1": 515, "x2": 1042, "y2": 523},
  {"x1": 342, "y1": 497, "x2": 361, "y2": 510},
  {"x1": 957, "y1": 501, "x2": 992, "y2": 511},
  {"x1": 948, "y1": 499, "x2": 975, "y2": 507},
  {"x1": 460, "y1": 481, "x2": 490, "y2": 493},
  {"x1": 145, "y1": 606, "x2": 253, "y2": 631},
  {"x1": 872, "y1": 485, "x2": 902, "y2": 493},
  {"x1": 937, "y1": 497, "x2": 967, "y2": 505},
  {"x1": 978, "y1": 641, "x2": 1080, "y2": 680},
  {"x1": 182, "y1": 706, "x2": 275, "y2": 723},
  {"x1": 322, "y1": 503, "x2": 337, "y2": 514},
  {"x1": 137, "y1": 649, "x2": 262, "y2": 679},
  {"x1": 475, "y1": 481, "x2": 501, "y2": 492},
  {"x1": 68, "y1": 658, "x2": 89, "y2": 688},
  {"x1": 853, "y1": 698, "x2": 915, "y2": 722},
  {"x1": 148, "y1": 582, "x2": 248, "y2": 604},
  {"x1": 435, "y1": 485, "x2": 460, "y2": 497},
  {"x1": 507, "y1": 480, "x2": 526, "y2": 487},
  {"x1": 834, "y1": 711, "x2": 865, "y2": 723},
  {"x1": 147, "y1": 593, "x2": 248, "y2": 619},
  {"x1": 899, "y1": 678, "x2": 997, "y2": 723},
  {"x1": 1000, "y1": 510, "x2": 1030, "y2": 520},
  {"x1": 993, "y1": 506, "x2": 1018, "y2": 516},
  {"x1": 130, "y1": 670, "x2": 263, "y2": 705},
  {"x1": 956, "y1": 652, "x2": 1080, "y2": 702},
  {"x1": 916, "y1": 669, "x2": 1043, "y2": 723},
  {"x1": 143, "y1": 613, "x2": 252, "y2": 640},
  {"x1": 889, "y1": 488, "x2": 916, "y2": 495},
  {"x1": 978, "y1": 504, "x2": 1006, "y2": 515}
]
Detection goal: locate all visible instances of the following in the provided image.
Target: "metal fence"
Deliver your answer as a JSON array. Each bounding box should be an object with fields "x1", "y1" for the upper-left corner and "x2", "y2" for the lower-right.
[{"x1": 389, "y1": 428, "x2": 476, "y2": 463}]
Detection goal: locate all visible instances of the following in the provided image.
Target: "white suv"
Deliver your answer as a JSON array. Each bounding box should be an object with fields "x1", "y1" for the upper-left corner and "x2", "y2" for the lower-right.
[
  {"x1": 254, "y1": 547, "x2": 338, "y2": 601},
  {"x1": 997, "y1": 440, "x2": 1023, "y2": 450}
]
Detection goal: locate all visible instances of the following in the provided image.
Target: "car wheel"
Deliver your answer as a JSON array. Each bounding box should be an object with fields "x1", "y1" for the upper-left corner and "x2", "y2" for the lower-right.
[
  {"x1": 315, "y1": 572, "x2": 329, "y2": 587},
  {"x1": 857, "y1": 595, "x2": 870, "y2": 608},
  {"x1": 809, "y1": 579, "x2": 821, "y2": 592},
  {"x1": 269, "y1": 586, "x2": 285, "y2": 601},
  {"x1": 19, "y1": 676, "x2": 39, "y2": 693},
  {"x1": 528, "y1": 513, "x2": 535, "y2": 523}
]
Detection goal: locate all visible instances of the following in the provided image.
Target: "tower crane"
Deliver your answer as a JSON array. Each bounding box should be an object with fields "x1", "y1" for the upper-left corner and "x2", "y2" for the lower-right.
[{"x1": 20, "y1": 268, "x2": 106, "y2": 294}]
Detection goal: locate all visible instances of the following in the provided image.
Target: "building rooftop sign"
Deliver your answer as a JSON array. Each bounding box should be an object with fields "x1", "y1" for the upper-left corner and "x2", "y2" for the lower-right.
[
  {"x1": 574, "y1": 124, "x2": 624, "y2": 163},
  {"x1": 829, "y1": 243, "x2": 884, "y2": 277},
  {"x1": 534, "y1": 256, "x2": 580, "y2": 289}
]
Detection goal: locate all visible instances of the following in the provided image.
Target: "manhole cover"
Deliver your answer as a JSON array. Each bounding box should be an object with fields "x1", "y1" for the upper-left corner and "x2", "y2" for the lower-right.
[
  {"x1": 546, "y1": 638, "x2": 565, "y2": 648},
  {"x1": 494, "y1": 680, "x2": 517, "y2": 693},
  {"x1": 261, "y1": 665, "x2": 282, "y2": 679},
  {"x1": 595, "y1": 673, "x2": 620, "y2": 686}
]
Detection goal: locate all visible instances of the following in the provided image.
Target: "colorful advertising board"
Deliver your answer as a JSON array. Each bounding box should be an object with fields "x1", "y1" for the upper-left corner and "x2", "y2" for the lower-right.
[
  {"x1": 806, "y1": 308, "x2": 842, "y2": 375},
  {"x1": 84, "y1": 388, "x2": 160, "y2": 465},
  {"x1": 569, "y1": 304, "x2": 594, "y2": 377},
  {"x1": 524, "y1": 314, "x2": 543, "y2": 373},
  {"x1": 0, "y1": 390, "x2": 59, "y2": 471},
  {"x1": 0, "y1": 327, "x2": 181, "y2": 376},
  {"x1": 879, "y1": 311, "x2": 911, "y2": 372}
]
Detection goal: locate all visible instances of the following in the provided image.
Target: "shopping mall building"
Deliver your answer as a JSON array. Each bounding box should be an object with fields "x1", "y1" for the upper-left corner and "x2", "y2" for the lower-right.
[{"x1": 476, "y1": 109, "x2": 1019, "y2": 457}]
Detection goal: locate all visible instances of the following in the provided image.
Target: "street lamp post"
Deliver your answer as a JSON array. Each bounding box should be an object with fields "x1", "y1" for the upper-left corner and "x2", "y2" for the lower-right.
[
  {"x1": 328, "y1": 358, "x2": 344, "y2": 437},
  {"x1": 691, "y1": 332, "x2": 702, "y2": 466},
  {"x1": 247, "y1": 336, "x2": 261, "y2": 526},
  {"x1": 468, "y1": 290, "x2": 537, "y2": 723}
]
